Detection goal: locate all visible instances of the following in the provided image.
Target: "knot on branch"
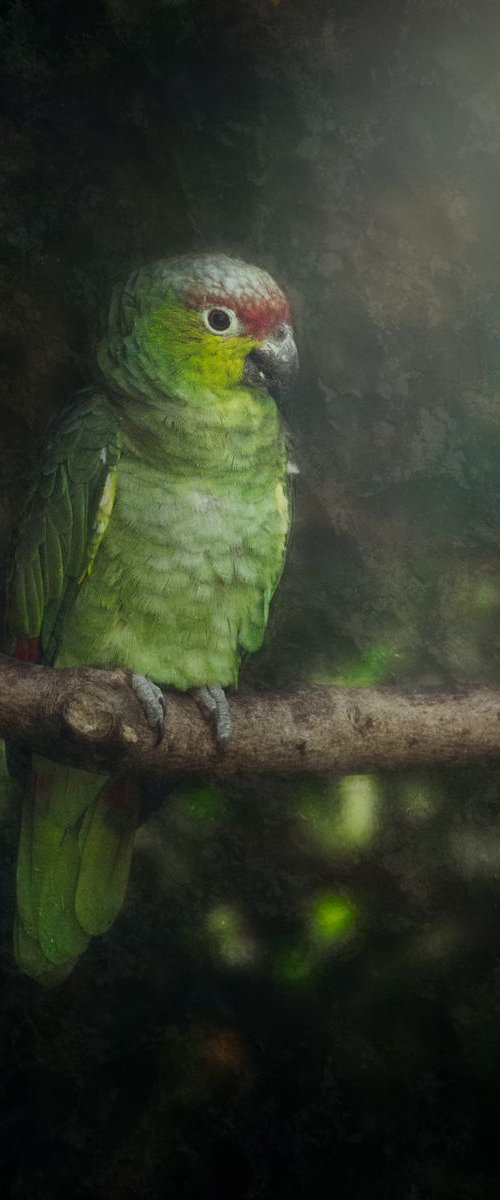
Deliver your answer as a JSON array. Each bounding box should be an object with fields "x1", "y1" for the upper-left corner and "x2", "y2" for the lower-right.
[
  {"x1": 57, "y1": 668, "x2": 152, "y2": 767},
  {"x1": 62, "y1": 690, "x2": 116, "y2": 743}
]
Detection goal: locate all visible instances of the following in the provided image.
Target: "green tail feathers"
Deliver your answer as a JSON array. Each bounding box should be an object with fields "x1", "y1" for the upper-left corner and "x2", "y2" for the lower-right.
[{"x1": 15, "y1": 756, "x2": 140, "y2": 985}]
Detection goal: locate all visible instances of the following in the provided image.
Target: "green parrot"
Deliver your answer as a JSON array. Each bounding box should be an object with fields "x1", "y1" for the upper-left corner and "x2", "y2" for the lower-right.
[{"x1": 6, "y1": 253, "x2": 298, "y2": 984}]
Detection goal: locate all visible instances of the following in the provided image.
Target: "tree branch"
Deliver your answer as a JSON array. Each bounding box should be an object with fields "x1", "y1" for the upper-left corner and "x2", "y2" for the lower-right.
[{"x1": 1, "y1": 653, "x2": 500, "y2": 777}]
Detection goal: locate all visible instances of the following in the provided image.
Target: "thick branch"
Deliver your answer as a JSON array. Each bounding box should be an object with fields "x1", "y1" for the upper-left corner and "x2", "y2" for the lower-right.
[{"x1": 1, "y1": 653, "x2": 500, "y2": 777}]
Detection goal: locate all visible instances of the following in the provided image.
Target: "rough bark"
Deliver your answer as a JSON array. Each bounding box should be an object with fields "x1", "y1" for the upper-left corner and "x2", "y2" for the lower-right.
[{"x1": 1, "y1": 652, "x2": 500, "y2": 777}]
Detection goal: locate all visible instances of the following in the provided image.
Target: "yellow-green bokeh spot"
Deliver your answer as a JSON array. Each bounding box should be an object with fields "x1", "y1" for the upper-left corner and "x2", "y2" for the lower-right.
[
  {"x1": 336, "y1": 775, "x2": 381, "y2": 847},
  {"x1": 314, "y1": 641, "x2": 403, "y2": 687},
  {"x1": 309, "y1": 890, "x2": 359, "y2": 947},
  {"x1": 205, "y1": 904, "x2": 256, "y2": 968},
  {"x1": 296, "y1": 774, "x2": 380, "y2": 857}
]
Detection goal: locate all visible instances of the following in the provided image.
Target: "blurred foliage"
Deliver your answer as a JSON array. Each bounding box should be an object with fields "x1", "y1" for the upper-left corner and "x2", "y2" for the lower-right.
[{"x1": 3, "y1": 0, "x2": 500, "y2": 1196}]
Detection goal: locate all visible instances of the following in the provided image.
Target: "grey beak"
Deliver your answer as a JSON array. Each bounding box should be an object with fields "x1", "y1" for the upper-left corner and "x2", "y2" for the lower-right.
[{"x1": 242, "y1": 324, "x2": 299, "y2": 398}]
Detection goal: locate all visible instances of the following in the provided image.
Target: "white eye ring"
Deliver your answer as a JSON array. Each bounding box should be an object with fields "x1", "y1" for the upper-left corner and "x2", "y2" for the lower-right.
[{"x1": 202, "y1": 306, "x2": 240, "y2": 335}]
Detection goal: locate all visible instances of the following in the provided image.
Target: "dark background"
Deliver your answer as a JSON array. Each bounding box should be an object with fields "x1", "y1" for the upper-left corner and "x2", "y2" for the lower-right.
[{"x1": 3, "y1": 0, "x2": 500, "y2": 1196}]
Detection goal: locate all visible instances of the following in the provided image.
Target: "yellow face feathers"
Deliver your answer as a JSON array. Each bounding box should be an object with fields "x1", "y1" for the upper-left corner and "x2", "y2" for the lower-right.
[{"x1": 144, "y1": 297, "x2": 257, "y2": 393}]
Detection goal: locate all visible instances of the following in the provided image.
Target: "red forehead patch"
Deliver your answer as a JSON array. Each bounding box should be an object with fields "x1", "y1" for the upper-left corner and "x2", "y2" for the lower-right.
[{"x1": 186, "y1": 288, "x2": 291, "y2": 339}]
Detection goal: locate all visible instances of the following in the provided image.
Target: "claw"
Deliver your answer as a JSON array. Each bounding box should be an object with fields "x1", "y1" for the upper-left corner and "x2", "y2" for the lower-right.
[
  {"x1": 130, "y1": 674, "x2": 166, "y2": 744},
  {"x1": 193, "y1": 685, "x2": 231, "y2": 752}
]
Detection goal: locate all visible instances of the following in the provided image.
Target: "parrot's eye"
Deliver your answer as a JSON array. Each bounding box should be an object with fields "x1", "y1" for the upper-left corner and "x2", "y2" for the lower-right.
[{"x1": 203, "y1": 306, "x2": 238, "y2": 335}]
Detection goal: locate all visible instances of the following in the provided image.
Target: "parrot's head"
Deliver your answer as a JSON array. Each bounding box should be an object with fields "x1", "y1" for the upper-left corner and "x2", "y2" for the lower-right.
[{"x1": 98, "y1": 253, "x2": 298, "y2": 406}]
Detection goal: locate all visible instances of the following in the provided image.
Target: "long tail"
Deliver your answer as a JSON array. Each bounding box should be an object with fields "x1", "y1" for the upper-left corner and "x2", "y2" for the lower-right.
[{"x1": 14, "y1": 756, "x2": 141, "y2": 985}]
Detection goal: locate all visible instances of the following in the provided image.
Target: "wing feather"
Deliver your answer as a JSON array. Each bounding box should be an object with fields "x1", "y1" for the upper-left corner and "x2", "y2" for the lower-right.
[{"x1": 7, "y1": 390, "x2": 121, "y2": 664}]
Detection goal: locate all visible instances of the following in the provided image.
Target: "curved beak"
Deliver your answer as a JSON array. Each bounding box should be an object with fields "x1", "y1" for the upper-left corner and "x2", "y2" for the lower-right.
[{"x1": 242, "y1": 323, "x2": 299, "y2": 399}]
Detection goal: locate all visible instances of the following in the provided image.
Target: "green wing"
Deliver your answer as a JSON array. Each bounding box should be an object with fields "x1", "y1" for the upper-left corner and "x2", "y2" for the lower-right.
[
  {"x1": 7, "y1": 389, "x2": 132, "y2": 986},
  {"x1": 8, "y1": 388, "x2": 121, "y2": 663}
]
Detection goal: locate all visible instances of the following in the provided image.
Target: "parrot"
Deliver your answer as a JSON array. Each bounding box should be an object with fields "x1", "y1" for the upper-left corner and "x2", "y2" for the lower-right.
[{"x1": 5, "y1": 253, "x2": 298, "y2": 985}]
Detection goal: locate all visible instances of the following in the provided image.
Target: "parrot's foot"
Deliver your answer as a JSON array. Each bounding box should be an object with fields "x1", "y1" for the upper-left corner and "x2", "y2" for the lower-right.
[
  {"x1": 130, "y1": 674, "x2": 166, "y2": 744},
  {"x1": 192, "y1": 685, "x2": 231, "y2": 752}
]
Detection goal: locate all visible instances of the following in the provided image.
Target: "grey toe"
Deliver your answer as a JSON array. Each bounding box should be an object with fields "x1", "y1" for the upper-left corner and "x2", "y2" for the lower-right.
[
  {"x1": 131, "y1": 674, "x2": 166, "y2": 744},
  {"x1": 193, "y1": 685, "x2": 231, "y2": 752}
]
